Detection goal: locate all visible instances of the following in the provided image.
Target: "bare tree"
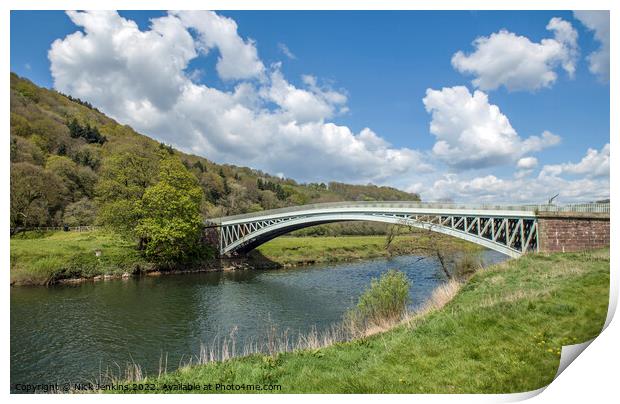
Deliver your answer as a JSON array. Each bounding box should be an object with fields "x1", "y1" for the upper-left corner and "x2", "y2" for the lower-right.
[{"x1": 384, "y1": 224, "x2": 398, "y2": 254}]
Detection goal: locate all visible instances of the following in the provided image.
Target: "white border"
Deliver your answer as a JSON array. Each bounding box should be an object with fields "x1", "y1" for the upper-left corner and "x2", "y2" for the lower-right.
[{"x1": 2, "y1": 1, "x2": 616, "y2": 403}]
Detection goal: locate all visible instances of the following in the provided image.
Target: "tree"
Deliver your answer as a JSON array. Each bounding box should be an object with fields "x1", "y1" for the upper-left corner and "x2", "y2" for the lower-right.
[
  {"x1": 67, "y1": 118, "x2": 107, "y2": 144},
  {"x1": 63, "y1": 198, "x2": 96, "y2": 226},
  {"x1": 45, "y1": 155, "x2": 97, "y2": 201},
  {"x1": 200, "y1": 171, "x2": 226, "y2": 203},
  {"x1": 95, "y1": 150, "x2": 159, "y2": 236},
  {"x1": 10, "y1": 162, "x2": 67, "y2": 229},
  {"x1": 134, "y1": 158, "x2": 204, "y2": 263}
]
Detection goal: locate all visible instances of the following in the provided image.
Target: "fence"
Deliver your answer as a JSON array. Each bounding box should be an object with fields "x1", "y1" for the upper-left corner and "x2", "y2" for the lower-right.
[{"x1": 10, "y1": 226, "x2": 100, "y2": 234}]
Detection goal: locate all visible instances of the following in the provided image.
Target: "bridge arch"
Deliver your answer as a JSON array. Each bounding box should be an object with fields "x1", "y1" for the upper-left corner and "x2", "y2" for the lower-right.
[
  {"x1": 208, "y1": 203, "x2": 547, "y2": 259},
  {"x1": 219, "y1": 213, "x2": 528, "y2": 258}
]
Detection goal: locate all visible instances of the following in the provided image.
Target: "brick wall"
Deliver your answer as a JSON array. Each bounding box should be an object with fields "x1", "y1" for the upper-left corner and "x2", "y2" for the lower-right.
[{"x1": 538, "y1": 215, "x2": 610, "y2": 253}]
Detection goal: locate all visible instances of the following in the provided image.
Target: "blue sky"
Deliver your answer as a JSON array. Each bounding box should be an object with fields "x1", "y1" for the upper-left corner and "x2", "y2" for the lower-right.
[{"x1": 10, "y1": 10, "x2": 610, "y2": 203}]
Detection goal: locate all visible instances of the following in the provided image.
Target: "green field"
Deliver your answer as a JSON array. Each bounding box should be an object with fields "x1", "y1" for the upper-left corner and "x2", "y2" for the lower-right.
[
  {"x1": 115, "y1": 249, "x2": 609, "y2": 394},
  {"x1": 252, "y1": 232, "x2": 481, "y2": 267},
  {"x1": 10, "y1": 231, "x2": 151, "y2": 285},
  {"x1": 10, "y1": 230, "x2": 475, "y2": 285}
]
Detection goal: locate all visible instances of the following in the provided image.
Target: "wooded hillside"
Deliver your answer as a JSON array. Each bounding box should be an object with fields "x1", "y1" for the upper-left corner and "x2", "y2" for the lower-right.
[{"x1": 10, "y1": 73, "x2": 420, "y2": 229}]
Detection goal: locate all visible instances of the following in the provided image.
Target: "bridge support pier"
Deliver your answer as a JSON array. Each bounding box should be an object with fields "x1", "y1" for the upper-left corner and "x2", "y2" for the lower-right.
[
  {"x1": 204, "y1": 226, "x2": 221, "y2": 257},
  {"x1": 538, "y1": 212, "x2": 610, "y2": 253}
]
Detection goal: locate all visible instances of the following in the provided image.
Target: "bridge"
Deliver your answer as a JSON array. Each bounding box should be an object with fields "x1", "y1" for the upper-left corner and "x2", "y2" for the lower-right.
[{"x1": 205, "y1": 202, "x2": 610, "y2": 258}]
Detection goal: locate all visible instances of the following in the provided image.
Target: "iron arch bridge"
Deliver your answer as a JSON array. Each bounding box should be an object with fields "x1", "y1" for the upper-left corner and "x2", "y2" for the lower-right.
[{"x1": 205, "y1": 202, "x2": 575, "y2": 258}]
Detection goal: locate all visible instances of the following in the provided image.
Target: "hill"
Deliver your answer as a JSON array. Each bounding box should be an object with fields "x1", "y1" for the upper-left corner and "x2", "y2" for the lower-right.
[{"x1": 10, "y1": 73, "x2": 420, "y2": 230}]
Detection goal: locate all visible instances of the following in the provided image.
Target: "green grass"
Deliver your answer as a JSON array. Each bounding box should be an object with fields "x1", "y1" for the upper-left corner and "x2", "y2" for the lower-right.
[
  {"x1": 252, "y1": 232, "x2": 481, "y2": 267},
  {"x1": 117, "y1": 249, "x2": 609, "y2": 393},
  {"x1": 10, "y1": 230, "x2": 151, "y2": 285}
]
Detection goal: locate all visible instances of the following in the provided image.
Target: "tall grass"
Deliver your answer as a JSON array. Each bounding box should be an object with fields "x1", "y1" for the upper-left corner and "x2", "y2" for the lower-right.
[
  {"x1": 346, "y1": 269, "x2": 410, "y2": 329},
  {"x1": 104, "y1": 270, "x2": 422, "y2": 384}
]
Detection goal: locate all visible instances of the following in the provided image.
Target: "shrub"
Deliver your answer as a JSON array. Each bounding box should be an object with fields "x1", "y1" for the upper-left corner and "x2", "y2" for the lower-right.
[
  {"x1": 347, "y1": 269, "x2": 410, "y2": 327},
  {"x1": 453, "y1": 252, "x2": 482, "y2": 280}
]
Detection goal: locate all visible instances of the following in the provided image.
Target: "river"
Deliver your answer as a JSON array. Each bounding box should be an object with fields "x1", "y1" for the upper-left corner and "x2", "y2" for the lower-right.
[{"x1": 10, "y1": 251, "x2": 507, "y2": 388}]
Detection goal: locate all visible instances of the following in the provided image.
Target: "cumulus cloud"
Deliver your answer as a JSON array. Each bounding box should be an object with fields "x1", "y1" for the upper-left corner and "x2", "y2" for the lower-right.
[
  {"x1": 517, "y1": 157, "x2": 538, "y2": 169},
  {"x1": 50, "y1": 11, "x2": 196, "y2": 112},
  {"x1": 422, "y1": 86, "x2": 560, "y2": 169},
  {"x1": 451, "y1": 17, "x2": 579, "y2": 91},
  {"x1": 574, "y1": 11, "x2": 610, "y2": 82},
  {"x1": 540, "y1": 143, "x2": 610, "y2": 178},
  {"x1": 171, "y1": 10, "x2": 265, "y2": 80},
  {"x1": 419, "y1": 145, "x2": 609, "y2": 203},
  {"x1": 422, "y1": 173, "x2": 609, "y2": 204},
  {"x1": 48, "y1": 10, "x2": 428, "y2": 183}
]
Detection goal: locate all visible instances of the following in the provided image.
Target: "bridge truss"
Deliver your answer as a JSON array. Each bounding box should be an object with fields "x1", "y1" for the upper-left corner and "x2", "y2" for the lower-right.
[{"x1": 208, "y1": 203, "x2": 545, "y2": 258}]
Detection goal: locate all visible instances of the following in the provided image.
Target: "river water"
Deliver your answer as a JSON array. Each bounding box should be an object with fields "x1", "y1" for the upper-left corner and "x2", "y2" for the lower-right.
[{"x1": 11, "y1": 251, "x2": 507, "y2": 388}]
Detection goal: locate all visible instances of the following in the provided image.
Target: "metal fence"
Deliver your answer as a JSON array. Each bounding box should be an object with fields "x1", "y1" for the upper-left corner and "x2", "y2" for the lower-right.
[{"x1": 10, "y1": 225, "x2": 100, "y2": 234}]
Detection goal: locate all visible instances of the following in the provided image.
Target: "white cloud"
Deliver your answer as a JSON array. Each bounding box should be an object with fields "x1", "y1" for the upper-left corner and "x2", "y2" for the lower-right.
[
  {"x1": 171, "y1": 10, "x2": 264, "y2": 80},
  {"x1": 540, "y1": 144, "x2": 610, "y2": 178},
  {"x1": 521, "y1": 130, "x2": 561, "y2": 152},
  {"x1": 420, "y1": 145, "x2": 609, "y2": 203},
  {"x1": 48, "y1": 10, "x2": 429, "y2": 184},
  {"x1": 259, "y1": 68, "x2": 348, "y2": 123},
  {"x1": 422, "y1": 173, "x2": 609, "y2": 204},
  {"x1": 422, "y1": 86, "x2": 560, "y2": 169},
  {"x1": 451, "y1": 17, "x2": 579, "y2": 91},
  {"x1": 517, "y1": 157, "x2": 538, "y2": 169},
  {"x1": 278, "y1": 42, "x2": 296, "y2": 60},
  {"x1": 574, "y1": 11, "x2": 610, "y2": 82},
  {"x1": 50, "y1": 11, "x2": 196, "y2": 113}
]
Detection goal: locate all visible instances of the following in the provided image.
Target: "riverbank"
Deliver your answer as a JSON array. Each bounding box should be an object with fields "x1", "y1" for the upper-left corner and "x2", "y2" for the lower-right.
[
  {"x1": 250, "y1": 233, "x2": 481, "y2": 267},
  {"x1": 10, "y1": 230, "x2": 478, "y2": 286},
  {"x1": 112, "y1": 249, "x2": 609, "y2": 393},
  {"x1": 10, "y1": 231, "x2": 153, "y2": 286}
]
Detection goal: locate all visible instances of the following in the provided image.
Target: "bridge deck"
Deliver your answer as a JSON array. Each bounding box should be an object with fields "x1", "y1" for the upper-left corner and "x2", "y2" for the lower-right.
[{"x1": 207, "y1": 201, "x2": 610, "y2": 225}]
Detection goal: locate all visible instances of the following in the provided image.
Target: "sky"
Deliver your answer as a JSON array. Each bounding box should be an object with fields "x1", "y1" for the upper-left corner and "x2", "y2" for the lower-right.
[{"x1": 10, "y1": 10, "x2": 610, "y2": 203}]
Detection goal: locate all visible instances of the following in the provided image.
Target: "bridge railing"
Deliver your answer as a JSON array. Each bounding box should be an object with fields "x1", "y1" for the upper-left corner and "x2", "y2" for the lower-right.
[
  {"x1": 534, "y1": 203, "x2": 610, "y2": 213},
  {"x1": 207, "y1": 201, "x2": 609, "y2": 224}
]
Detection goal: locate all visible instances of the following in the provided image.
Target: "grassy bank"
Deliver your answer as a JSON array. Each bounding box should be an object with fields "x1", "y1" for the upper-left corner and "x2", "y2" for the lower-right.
[
  {"x1": 251, "y1": 232, "x2": 481, "y2": 267},
  {"x1": 10, "y1": 231, "x2": 152, "y2": 285},
  {"x1": 11, "y1": 230, "x2": 477, "y2": 286},
  {"x1": 115, "y1": 249, "x2": 609, "y2": 393}
]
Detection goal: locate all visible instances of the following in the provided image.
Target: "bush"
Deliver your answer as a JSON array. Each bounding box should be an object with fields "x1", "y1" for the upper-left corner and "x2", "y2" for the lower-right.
[
  {"x1": 347, "y1": 269, "x2": 410, "y2": 327},
  {"x1": 453, "y1": 252, "x2": 482, "y2": 280}
]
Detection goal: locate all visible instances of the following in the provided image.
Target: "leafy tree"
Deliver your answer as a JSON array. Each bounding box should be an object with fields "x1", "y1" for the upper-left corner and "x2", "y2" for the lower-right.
[
  {"x1": 10, "y1": 136, "x2": 45, "y2": 165},
  {"x1": 158, "y1": 142, "x2": 174, "y2": 155},
  {"x1": 71, "y1": 143, "x2": 102, "y2": 170},
  {"x1": 10, "y1": 162, "x2": 67, "y2": 229},
  {"x1": 135, "y1": 158, "x2": 204, "y2": 263},
  {"x1": 200, "y1": 171, "x2": 226, "y2": 203},
  {"x1": 95, "y1": 151, "x2": 159, "y2": 236},
  {"x1": 192, "y1": 160, "x2": 206, "y2": 173},
  {"x1": 46, "y1": 155, "x2": 97, "y2": 200},
  {"x1": 67, "y1": 118, "x2": 107, "y2": 144},
  {"x1": 10, "y1": 113, "x2": 31, "y2": 137},
  {"x1": 63, "y1": 198, "x2": 96, "y2": 226}
]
